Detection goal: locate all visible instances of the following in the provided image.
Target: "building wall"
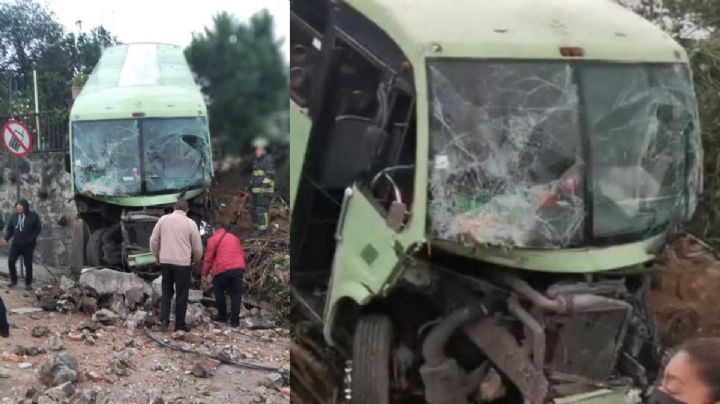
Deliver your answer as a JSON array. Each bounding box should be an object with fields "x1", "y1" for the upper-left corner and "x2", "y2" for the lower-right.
[{"x1": 0, "y1": 151, "x2": 77, "y2": 267}]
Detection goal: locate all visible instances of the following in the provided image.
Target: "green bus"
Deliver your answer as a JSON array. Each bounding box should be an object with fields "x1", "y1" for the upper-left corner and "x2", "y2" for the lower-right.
[
  {"x1": 68, "y1": 42, "x2": 212, "y2": 271},
  {"x1": 290, "y1": 0, "x2": 702, "y2": 403}
]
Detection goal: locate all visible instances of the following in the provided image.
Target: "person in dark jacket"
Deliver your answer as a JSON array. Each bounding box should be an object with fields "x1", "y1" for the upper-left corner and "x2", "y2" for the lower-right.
[
  {"x1": 246, "y1": 137, "x2": 274, "y2": 237},
  {"x1": 0, "y1": 296, "x2": 8, "y2": 337},
  {"x1": 0, "y1": 199, "x2": 41, "y2": 290},
  {"x1": 201, "y1": 222, "x2": 246, "y2": 327}
]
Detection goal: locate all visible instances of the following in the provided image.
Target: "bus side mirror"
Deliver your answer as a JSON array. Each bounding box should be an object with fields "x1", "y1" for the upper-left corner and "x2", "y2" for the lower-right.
[{"x1": 65, "y1": 152, "x2": 71, "y2": 173}]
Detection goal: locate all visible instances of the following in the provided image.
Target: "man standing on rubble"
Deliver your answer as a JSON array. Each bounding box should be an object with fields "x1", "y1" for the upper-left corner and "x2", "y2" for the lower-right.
[
  {"x1": 246, "y1": 137, "x2": 275, "y2": 237},
  {"x1": 150, "y1": 199, "x2": 203, "y2": 332},
  {"x1": 0, "y1": 199, "x2": 41, "y2": 290},
  {"x1": 201, "y1": 222, "x2": 246, "y2": 327}
]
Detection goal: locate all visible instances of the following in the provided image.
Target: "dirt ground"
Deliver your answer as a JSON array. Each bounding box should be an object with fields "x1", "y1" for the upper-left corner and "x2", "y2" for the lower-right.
[
  {"x1": 0, "y1": 282, "x2": 290, "y2": 403},
  {"x1": 651, "y1": 234, "x2": 720, "y2": 347}
]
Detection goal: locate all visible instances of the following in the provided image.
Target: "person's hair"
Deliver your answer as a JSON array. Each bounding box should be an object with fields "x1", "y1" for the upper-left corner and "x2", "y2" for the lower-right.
[
  {"x1": 212, "y1": 221, "x2": 225, "y2": 229},
  {"x1": 680, "y1": 337, "x2": 720, "y2": 400},
  {"x1": 174, "y1": 199, "x2": 189, "y2": 211}
]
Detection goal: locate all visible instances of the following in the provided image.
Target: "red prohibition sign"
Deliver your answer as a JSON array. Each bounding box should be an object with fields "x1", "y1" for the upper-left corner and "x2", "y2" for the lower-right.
[{"x1": 1, "y1": 119, "x2": 33, "y2": 157}]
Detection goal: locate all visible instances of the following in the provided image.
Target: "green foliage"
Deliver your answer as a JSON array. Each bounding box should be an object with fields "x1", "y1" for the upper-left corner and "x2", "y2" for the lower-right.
[
  {"x1": 0, "y1": 0, "x2": 118, "y2": 115},
  {"x1": 72, "y1": 73, "x2": 88, "y2": 87},
  {"x1": 185, "y1": 10, "x2": 288, "y2": 155}
]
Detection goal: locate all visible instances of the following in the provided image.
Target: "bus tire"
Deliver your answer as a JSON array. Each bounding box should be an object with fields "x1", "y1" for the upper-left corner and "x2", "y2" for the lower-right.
[
  {"x1": 351, "y1": 315, "x2": 393, "y2": 404},
  {"x1": 86, "y1": 228, "x2": 108, "y2": 268}
]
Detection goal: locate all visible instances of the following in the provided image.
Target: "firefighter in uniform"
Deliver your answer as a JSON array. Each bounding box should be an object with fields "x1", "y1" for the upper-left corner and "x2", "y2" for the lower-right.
[{"x1": 247, "y1": 137, "x2": 274, "y2": 236}]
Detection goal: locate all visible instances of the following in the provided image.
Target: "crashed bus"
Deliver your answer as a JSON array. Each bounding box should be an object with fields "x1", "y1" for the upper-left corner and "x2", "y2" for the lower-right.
[
  {"x1": 290, "y1": 0, "x2": 702, "y2": 403},
  {"x1": 68, "y1": 42, "x2": 212, "y2": 271}
]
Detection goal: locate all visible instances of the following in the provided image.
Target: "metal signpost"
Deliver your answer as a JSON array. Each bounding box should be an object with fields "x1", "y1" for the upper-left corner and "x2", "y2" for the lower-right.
[{"x1": 1, "y1": 119, "x2": 34, "y2": 278}]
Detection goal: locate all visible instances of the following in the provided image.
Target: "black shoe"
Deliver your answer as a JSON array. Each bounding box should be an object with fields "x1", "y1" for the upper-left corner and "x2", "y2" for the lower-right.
[
  {"x1": 211, "y1": 314, "x2": 226, "y2": 323},
  {"x1": 174, "y1": 324, "x2": 191, "y2": 332},
  {"x1": 7, "y1": 282, "x2": 16, "y2": 288},
  {"x1": 0, "y1": 329, "x2": 8, "y2": 338},
  {"x1": 25, "y1": 284, "x2": 32, "y2": 291},
  {"x1": 157, "y1": 322, "x2": 170, "y2": 332},
  {"x1": 230, "y1": 321, "x2": 240, "y2": 328}
]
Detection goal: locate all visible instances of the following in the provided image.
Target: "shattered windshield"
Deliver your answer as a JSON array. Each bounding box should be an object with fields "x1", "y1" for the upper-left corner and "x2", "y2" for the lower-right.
[
  {"x1": 72, "y1": 120, "x2": 142, "y2": 196},
  {"x1": 142, "y1": 117, "x2": 210, "y2": 193},
  {"x1": 428, "y1": 60, "x2": 699, "y2": 248}
]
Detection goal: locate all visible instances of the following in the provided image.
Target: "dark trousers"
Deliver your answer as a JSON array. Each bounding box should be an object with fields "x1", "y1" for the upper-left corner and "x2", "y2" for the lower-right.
[
  {"x1": 212, "y1": 269, "x2": 244, "y2": 324},
  {"x1": 8, "y1": 243, "x2": 34, "y2": 286},
  {"x1": 160, "y1": 264, "x2": 192, "y2": 328},
  {"x1": 250, "y1": 194, "x2": 270, "y2": 231},
  {"x1": 0, "y1": 296, "x2": 8, "y2": 337}
]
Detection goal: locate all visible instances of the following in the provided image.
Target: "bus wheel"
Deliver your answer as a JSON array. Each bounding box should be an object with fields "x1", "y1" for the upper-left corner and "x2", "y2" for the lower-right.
[
  {"x1": 86, "y1": 228, "x2": 108, "y2": 267},
  {"x1": 351, "y1": 315, "x2": 393, "y2": 404}
]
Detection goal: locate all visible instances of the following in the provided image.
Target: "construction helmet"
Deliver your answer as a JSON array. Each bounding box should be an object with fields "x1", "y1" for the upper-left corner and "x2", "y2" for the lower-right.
[{"x1": 252, "y1": 137, "x2": 269, "y2": 148}]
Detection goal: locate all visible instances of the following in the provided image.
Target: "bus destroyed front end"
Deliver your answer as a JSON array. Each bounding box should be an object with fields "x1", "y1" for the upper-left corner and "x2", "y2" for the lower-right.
[
  {"x1": 409, "y1": 60, "x2": 701, "y2": 403},
  {"x1": 72, "y1": 117, "x2": 212, "y2": 270}
]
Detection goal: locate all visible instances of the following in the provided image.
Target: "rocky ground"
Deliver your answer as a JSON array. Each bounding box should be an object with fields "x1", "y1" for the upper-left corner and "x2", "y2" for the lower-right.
[{"x1": 0, "y1": 270, "x2": 290, "y2": 404}]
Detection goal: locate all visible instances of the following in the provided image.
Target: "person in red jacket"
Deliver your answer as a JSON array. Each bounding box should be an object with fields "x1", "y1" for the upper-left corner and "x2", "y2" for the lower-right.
[{"x1": 202, "y1": 222, "x2": 247, "y2": 327}]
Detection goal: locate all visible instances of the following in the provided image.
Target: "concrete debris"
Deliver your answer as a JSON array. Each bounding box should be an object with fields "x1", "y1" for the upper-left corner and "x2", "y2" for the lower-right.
[
  {"x1": 46, "y1": 336, "x2": 65, "y2": 352},
  {"x1": 9, "y1": 307, "x2": 43, "y2": 315},
  {"x1": 260, "y1": 372, "x2": 283, "y2": 389},
  {"x1": 59, "y1": 276, "x2": 76, "y2": 292},
  {"x1": 40, "y1": 381, "x2": 76, "y2": 402},
  {"x1": 91, "y1": 309, "x2": 118, "y2": 325},
  {"x1": 132, "y1": 310, "x2": 148, "y2": 324},
  {"x1": 243, "y1": 317, "x2": 276, "y2": 330},
  {"x1": 105, "y1": 349, "x2": 132, "y2": 376},
  {"x1": 19, "y1": 362, "x2": 33, "y2": 369},
  {"x1": 188, "y1": 289, "x2": 203, "y2": 303},
  {"x1": 15, "y1": 345, "x2": 47, "y2": 356},
  {"x1": 80, "y1": 297, "x2": 98, "y2": 314},
  {"x1": 32, "y1": 326, "x2": 51, "y2": 338},
  {"x1": 172, "y1": 331, "x2": 186, "y2": 340},
  {"x1": 39, "y1": 353, "x2": 80, "y2": 386},
  {"x1": 82, "y1": 329, "x2": 95, "y2": 345},
  {"x1": 79, "y1": 268, "x2": 150, "y2": 298},
  {"x1": 57, "y1": 298, "x2": 77, "y2": 313},
  {"x1": 124, "y1": 287, "x2": 145, "y2": 310},
  {"x1": 107, "y1": 294, "x2": 128, "y2": 320},
  {"x1": 77, "y1": 321, "x2": 102, "y2": 332},
  {"x1": 191, "y1": 359, "x2": 212, "y2": 378},
  {"x1": 185, "y1": 303, "x2": 207, "y2": 326},
  {"x1": 36, "y1": 286, "x2": 63, "y2": 311},
  {"x1": 68, "y1": 388, "x2": 102, "y2": 404},
  {"x1": 0, "y1": 368, "x2": 10, "y2": 378}
]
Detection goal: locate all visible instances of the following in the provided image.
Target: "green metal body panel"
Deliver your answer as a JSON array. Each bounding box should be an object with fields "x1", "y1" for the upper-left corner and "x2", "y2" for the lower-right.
[
  {"x1": 289, "y1": 103, "x2": 310, "y2": 212},
  {"x1": 289, "y1": 0, "x2": 694, "y2": 344},
  {"x1": 69, "y1": 43, "x2": 211, "y2": 208},
  {"x1": 553, "y1": 388, "x2": 641, "y2": 404},
  {"x1": 127, "y1": 252, "x2": 156, "y2": 267},
  {"x1": 85, "y1": 188, "x2": 203, "y2": 208}
]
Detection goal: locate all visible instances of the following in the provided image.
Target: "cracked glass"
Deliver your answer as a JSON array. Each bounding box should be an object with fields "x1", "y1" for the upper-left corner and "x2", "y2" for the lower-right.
[
  {"x1": 428, "y1": 60, "x2": 700, "y2": 248},
  {"x1": 72, "y1": 120, "x2": 142, "y2": 196}
]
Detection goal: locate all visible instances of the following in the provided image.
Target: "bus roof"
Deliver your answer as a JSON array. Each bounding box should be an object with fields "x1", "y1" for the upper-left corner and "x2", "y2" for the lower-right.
[
  {"x1": 71, "y1": 43, "x2": 207, "y2": 120},
  {"x1": 347, "y1": 0, "x2": 688, "y2": 63}
]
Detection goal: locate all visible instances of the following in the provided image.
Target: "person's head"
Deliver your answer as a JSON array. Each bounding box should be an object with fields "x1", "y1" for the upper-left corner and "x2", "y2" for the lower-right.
[
  {"x1": 253, "y1": 138, "x2": 268, "y2": 158},
  {"x1": 212, "y1": 221, "x2": 225, "y2": 231},
  {"x1": 657, "y1": 338, "x2": 720, "y2": 404},
  {"x1": 15, "y1": 199, "x2": 28, "y2": 215},
  {"x1": 173, "y1": 199, "x2": 189, "y2": 212}
]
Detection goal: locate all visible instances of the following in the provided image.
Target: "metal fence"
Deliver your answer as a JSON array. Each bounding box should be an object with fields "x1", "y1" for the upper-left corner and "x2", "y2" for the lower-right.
[{"x1": 0, "y1": 111, "x2": 69, "y2": 152}]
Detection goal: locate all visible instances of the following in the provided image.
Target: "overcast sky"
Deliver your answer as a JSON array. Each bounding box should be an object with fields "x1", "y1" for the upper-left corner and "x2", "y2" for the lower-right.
[{"x1": 42, "y1": 0, "x2": 289, "y2": 60}]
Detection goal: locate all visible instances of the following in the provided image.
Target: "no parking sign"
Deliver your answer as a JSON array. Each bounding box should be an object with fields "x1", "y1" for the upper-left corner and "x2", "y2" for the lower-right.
[{"x1": 1, "y1": 119, "x2": 33, "y2": 157}]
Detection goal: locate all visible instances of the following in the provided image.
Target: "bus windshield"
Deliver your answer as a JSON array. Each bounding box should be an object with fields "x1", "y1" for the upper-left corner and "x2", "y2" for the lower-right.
[
  {"x1": 428, "y1": 60, "x2": 700, "y2": 248},
  {"x1": 72, "y1": 117, "x2": 210, "y2": 197}
]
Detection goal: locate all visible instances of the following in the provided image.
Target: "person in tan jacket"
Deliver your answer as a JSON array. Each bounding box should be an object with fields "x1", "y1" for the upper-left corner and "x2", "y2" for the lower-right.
[{"x1": 150, "y1": 200, "x2": 203, "y2": 332}]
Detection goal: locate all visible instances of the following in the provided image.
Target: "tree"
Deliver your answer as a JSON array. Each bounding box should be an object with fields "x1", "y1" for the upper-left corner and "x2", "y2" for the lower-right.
[{"x1": 185, "y1": 10, "x2": 287, "y2": 155}]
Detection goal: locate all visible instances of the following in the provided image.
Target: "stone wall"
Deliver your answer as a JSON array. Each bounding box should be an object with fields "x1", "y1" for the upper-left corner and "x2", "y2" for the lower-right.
[{"x1": 0, "y1": 151, "x2": 77, "y2": 268}]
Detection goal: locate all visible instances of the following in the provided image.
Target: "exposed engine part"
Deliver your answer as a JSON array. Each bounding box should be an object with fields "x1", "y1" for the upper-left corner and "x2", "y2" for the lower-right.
[
  {"x1": 546, "y1": 279, "x2": 627, "y2": 298},
  {"x1": 402, "y1": 260, "x2": 433, "y2": 288},
  {"x1": 393, "y1": 345, "x2": 414, "y2": 391},
  {"x1": 344, "y1": 360, "x2": 352, "y2": 401},
  {"x1": 463, "y1": 318, "x2": 549, "y2": 404},
  {"x1": 478, "y1": 367, "x2": 507, "y2": 402},
  {"x1": 420, "y1": 306, "x2": 481, "y2": 404},
  {"x1": 508, "y1": 294, "x2": 545, "y2": 371}
]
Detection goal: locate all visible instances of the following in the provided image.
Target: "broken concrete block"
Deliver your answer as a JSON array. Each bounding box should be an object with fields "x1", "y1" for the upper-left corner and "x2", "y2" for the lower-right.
[
  {"x1": 31, "y1": 326, "x2": 51, "y2": 338},
  {"x1": 43, "y1": 381, "x2": 76, "y2": 401},
  {"x1": 69, "y1": 388, "x2": 98, "y2": 404},
  {"x1": 107, "y1": 294, "x2": 128, "y2": 320},
  {"x1": 191, "y1": 359, "x2": 212, "y2": 378},
  {"x1": 105, "y1": 349, "x2": 132, "y2": 376},
  {"x1": 91, "y1": 309, "x2": 118, "y2": 325},
  {"x1": 14, "y1": 345, "x2": 46, "y2": 356},
  {"x1": 132, "y1": 310, "x2": 148, "y2": 324},
  {"x1": 260, "y1": 372, "x2": 283, "y2": 388},
  {"x1": 80, "y1": 297, "x2": 98, "y2": 314},
  {"x1": 38, "y1": 353, "x2": 79, "y2": 386},
  {"x1": 79, "y1": 268, "x2": 149, "y2": 297},
  {"x1": 185, "y1": 303, "x2": 206, "y2": 326},
  {"x1": 56, "y1": 299, "x2": 76, "y2": 313},
  {"x1": 46, "y1": 336, "x2": 64, "y2": 352},
  {"x1": 188, "y1": 289, "x2": 203, "y2": 303},
  {"x1": 18, "y1": 362, "x2": 32, "y2": 369},
  {"x1": 124, "y1": 287, "x2": 145, "y2": 310},
  {"x1": 59, "y1": 276, "x2": 76, "y2": 292}
]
